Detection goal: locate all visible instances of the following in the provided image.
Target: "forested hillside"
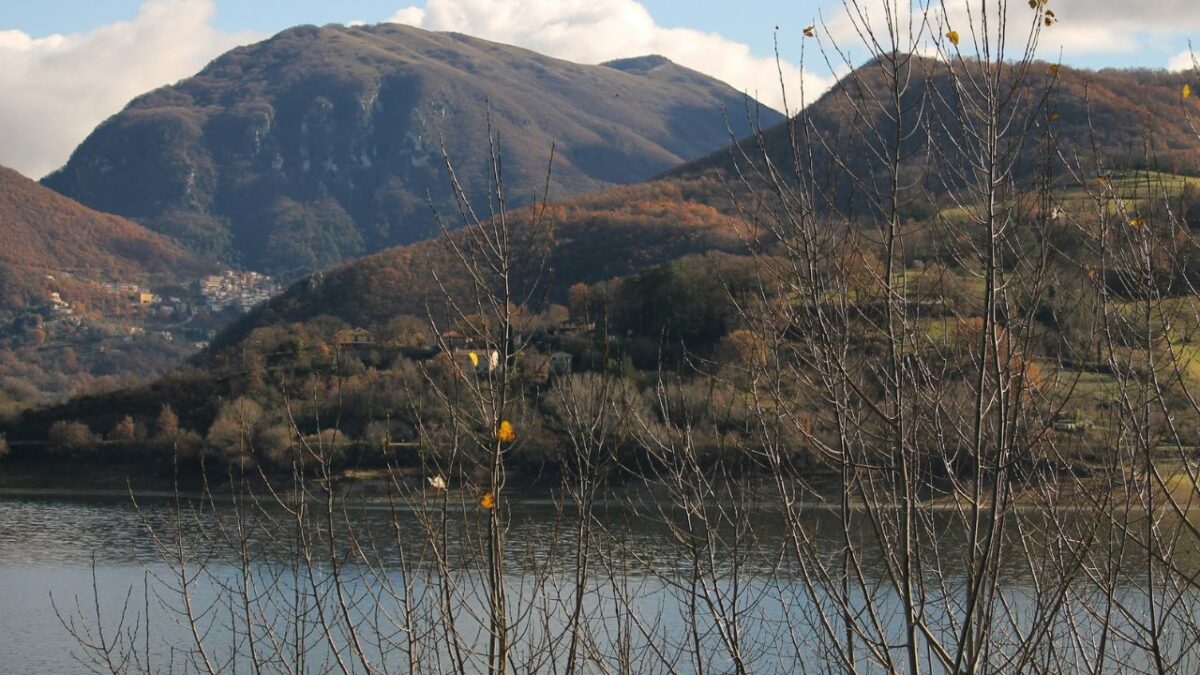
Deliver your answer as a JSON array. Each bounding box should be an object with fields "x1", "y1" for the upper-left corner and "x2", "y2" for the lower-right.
[{"x1": 0, "y1": 165, "x2": 216, "y2": 411}]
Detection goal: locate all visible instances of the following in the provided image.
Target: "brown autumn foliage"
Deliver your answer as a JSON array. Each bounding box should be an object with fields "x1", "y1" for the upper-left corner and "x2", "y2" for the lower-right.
[
  {"x1": 0, "y1": 165, "x2": 207, "y2": 314},
  {"x1": 206, "y1": 176, "x2": 751, "y2": 356}
]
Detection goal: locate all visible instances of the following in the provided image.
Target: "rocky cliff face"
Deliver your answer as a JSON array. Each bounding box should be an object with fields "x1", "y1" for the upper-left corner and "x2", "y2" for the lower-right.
[{"x1": 43, "y1": 24, "x2": 782, "y2": 278}]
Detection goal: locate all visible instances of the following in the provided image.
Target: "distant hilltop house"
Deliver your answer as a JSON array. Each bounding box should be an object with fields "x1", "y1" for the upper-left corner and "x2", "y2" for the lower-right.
[
  {"x1": 95, "y1": 281, "x2": 163, "y2": 310},
  {"x1": 47, "y1": 291, "x2": 72, "y2": 315},
  {"x1": 199, "y1": 276, "x2": 223, "y2": 294},
  {"x1": 334, "y1": 328, "x2": 376, "y2": 348},
  {"x1": 549, "y1": 320, "x2": 595, "y2": 338},
  {"x1": 1052, "y1": 412, "x2": 1093, "y2": 434},
  {"x1": 440, "y1": 330, "x2": 474, "y2": 350},
  {"x1": 100, "y1": 281, "x2": 143, "y2": 295}
]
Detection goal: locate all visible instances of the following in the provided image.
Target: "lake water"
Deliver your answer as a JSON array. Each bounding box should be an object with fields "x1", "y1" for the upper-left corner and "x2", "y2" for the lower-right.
[{"x1": 2, "y1": 492, "x2": 1199, "y2": 673}]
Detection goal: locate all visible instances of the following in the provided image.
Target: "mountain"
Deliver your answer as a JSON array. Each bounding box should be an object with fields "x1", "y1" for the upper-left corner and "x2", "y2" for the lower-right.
[
  {"x1": 42, "y1": 23, "x2": 783, "y2": 278},
  {"x1": 46, "y1": 59, "x2": 1200, "y2": 376},
  {"x1": 12, "y1": 57, "x2": 1200, "y2": 438},
  {"x1": 0, "y1": 172, "x2": 754, "y2": 451}
]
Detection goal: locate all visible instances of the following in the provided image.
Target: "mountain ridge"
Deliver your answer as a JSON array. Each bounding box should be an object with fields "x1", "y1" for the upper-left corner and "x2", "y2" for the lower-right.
[
  {"x1": 667, "y1": 57, "x2": 1200, "y2": 193},
  {"x1": 42, "y1": 23, "x2": 783, "y2": 278},
  {"x1": 9, "y1": 55, "x2": 1200, "y2": 460},
  {"x1": 200, "y1": 57, "x2": 1200, "y2": 364}
]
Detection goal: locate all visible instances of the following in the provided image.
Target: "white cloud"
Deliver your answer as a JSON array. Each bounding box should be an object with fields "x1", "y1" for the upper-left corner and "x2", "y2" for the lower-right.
[
  {"x1": 386, "y1": 0, "x2": 834, "y2": 116},
  {"x1": 381, "y1": 0, "x2": 1200, "y2": 123},
  {"x1": 819, "y1": 1, "x2": 1200, "y2": 66},
  {"x1": 1169, "y1": 49, "x2": 1198, "y2": 72},
  {"x1": 0, "y1": 0, "x2": 254, "y2": 179}
]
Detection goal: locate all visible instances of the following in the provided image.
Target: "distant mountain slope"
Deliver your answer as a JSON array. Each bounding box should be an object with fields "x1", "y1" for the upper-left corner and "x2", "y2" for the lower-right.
[
  {"x1": 42, "y1": 23, "x2": 782, "y2": 278},
  {"x1": 670, "y1": 58, "x2": 1200, "y2": 206},
  {"x1": 0, "y1": 165, "x2": 203, "y2": 313},
  {"x1": 10, "y1": 56, "x2": 1200, "y2": 462}
]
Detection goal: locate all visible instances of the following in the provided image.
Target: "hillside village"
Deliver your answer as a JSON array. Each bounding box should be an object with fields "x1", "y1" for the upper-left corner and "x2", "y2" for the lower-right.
[
  {"x1": 197, "y1": 271, "x2": 281, "y2": 312},
  {"x1": 0, "y1": 269, "x2": 284, "y2": 409},
  {"x1": 23, "y1": 269, "x2": 282, "y2": 345}
]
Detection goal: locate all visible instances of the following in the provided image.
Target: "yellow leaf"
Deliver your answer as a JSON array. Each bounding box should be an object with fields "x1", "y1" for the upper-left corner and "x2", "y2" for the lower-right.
[
  {"x1": 497, "y1": 420, "x2": 516, "y2": 444},
  {"x1": 468, "y1": 351, "x2": 479, "y2": 367},
  {"x1": 1048, "y1": 64, "x2": 1061, "y2": 76},
  {"x1": 946, "y1": 30, "x2": 960, "y2": 47},
  {"x1": 803, "y1": 25, "x2": 815, "y2": 38},
  {"x1": 479, "y1": 491, "x2": 495, "y2": 510},
  {"x1": 1129, "y1": 216, "x2": 1144, "y2": 228},
  {"x1": 1184, "y1": 83, "x2": 1193, "y2": 100},
  {"x1": 1049, "y1": 111, "x2": 1060, "y2": 121}
]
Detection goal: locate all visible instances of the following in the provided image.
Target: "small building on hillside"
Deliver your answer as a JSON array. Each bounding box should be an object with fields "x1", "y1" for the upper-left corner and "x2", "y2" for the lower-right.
[
  {"x1": 1052, "y1": 412, "x2": 1092, "y2": 434},
  {"x1": 335, "y1": 328, "x2": 376, "y2": 348},
  {"x1": 441, "y1": 330, "x2": 474, "y2": 350}
]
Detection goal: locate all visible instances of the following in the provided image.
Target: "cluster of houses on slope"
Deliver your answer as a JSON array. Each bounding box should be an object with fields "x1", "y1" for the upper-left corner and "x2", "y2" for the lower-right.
[
  {"x1": 24, "y1": 270, "x2": 284, "y2": 352},
  {"x1": 96, "y1": 281, "x2": 185, "y2": 316},
  {"x1": 198, "y1": 271, "x2": 280, "y2": 312},
  {"x1": 93, "y1": 271, "x2": 281, "y2": 317},
  {"x1": 46, "y1": 291, "x2": 78, "y2": 319}
]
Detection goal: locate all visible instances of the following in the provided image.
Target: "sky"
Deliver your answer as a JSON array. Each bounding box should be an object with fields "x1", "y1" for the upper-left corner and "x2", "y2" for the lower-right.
[{"x1": 1, "y1": 0, "x2": 1198, "y2": 179}]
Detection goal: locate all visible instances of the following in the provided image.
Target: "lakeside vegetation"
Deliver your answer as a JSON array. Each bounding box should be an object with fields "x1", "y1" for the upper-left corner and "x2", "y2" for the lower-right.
[{"x1": 11, "y1": 168, "x2": 1200, "y2": 497}]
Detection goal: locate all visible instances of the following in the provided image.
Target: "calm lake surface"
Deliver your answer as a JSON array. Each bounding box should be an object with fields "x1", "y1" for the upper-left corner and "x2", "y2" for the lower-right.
[{"x1": 2, "y1": 491, "x2": 1199, "y2": 673}]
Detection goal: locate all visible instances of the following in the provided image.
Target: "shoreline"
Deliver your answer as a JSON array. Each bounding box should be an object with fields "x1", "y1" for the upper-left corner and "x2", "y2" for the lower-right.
[{"x1": 4, "y1": 458, "x2": 1200, "y2": 515}]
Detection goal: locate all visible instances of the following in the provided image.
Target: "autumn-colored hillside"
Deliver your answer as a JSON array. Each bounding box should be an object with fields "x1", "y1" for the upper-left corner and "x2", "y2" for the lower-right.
[
  {"x1": 202, "y1": 56, "x2": 1200, "y2": 362},
  {"x1": 205, "y1": 175, "x2": 750, "y2": 356},
  {"x1": 0, "y1": 165, "x2": 206, "y2": 313},
  {"x1": 0, "y1": 164, "x2": 219, "y2": 412},
  {"x1": 12, "y1": 55, "x2": 1200, "y2": 453}
]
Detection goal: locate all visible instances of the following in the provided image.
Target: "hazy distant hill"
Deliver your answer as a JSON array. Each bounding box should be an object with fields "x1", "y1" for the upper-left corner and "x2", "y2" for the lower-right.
[{"x1": 42, "y1": 23, "x2": 782, "y2": 278}]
